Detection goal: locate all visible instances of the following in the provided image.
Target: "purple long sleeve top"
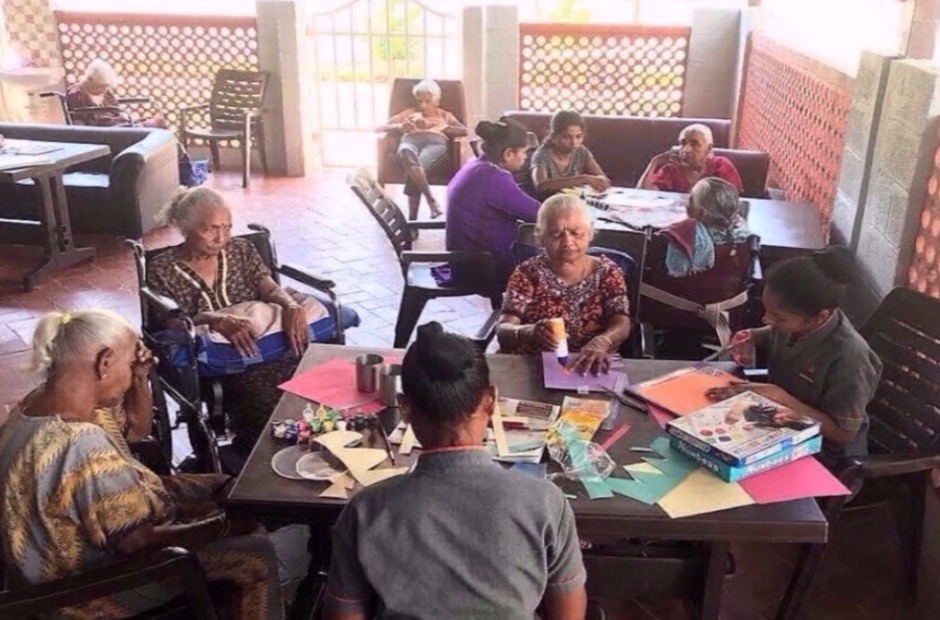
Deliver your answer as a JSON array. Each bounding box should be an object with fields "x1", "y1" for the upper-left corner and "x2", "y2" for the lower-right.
[{"x1": 445, "y1": 157, "x2": 540, "y2": 270}]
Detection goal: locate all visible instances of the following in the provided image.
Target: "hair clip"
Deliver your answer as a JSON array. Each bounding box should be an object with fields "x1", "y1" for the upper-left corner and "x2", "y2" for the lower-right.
[{"x1": 60, "y1": 313, "x2": 72, "y2": 325}]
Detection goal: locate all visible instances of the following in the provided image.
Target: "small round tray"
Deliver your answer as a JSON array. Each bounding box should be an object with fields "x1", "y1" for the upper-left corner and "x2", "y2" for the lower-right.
[
  {"x1": 270, "y1": 446, "x2": 308, "y2": 480},
  {"x1": 295, "y1": 452, "x2": 342, "y2": 481}
]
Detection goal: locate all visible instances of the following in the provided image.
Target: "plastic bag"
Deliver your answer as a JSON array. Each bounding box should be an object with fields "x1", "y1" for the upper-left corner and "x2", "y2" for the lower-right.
[{"x1": 546, "y1": 420, "x2": 616, "y2": 482}]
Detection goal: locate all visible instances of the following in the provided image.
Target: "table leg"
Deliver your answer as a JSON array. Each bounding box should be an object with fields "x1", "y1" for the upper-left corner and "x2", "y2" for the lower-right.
[
  {"x1": 22, "y1": 173, "x2": 96, "y2": 290},
  {"x1": 289, "y1": 520, "x2": 333, "y2": 620},
  {"x1": 700, "y1": 541, "x2": 730, "y2": 620},
  {"x1": 776, "y1": 543, "x2": 825, "y2": 620}
]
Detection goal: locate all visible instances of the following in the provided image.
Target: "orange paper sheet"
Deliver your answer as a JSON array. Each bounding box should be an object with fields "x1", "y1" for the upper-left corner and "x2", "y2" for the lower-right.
[{"x1": 631, "y1": 366, "x2": 739, "y2": 417}]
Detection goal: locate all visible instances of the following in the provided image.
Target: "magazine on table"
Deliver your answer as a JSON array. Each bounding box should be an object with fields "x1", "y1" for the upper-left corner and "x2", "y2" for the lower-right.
[{"x1": 487, "y1": 397, "x2": 561, "y2": 464}]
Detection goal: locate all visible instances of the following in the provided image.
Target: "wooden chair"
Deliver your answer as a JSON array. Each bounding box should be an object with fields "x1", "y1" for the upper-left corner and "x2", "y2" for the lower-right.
[
  {"x1": 0, "y1": 547, "x2": 218, "y2": 619},
  {"x1": 180, "y1": 69, "x2": 269, "y2": 188},
  {"x1": 778, "y1": 287, "x2": 940, "y2": 617},
  {"x1": 377, "y1": 78, "x2": 467, "y2": 186},
  {"x1": 348, "y1": 167, "x2": 501, "y2": 348},
  {"x1": 639, "y1": 233, "x2": 762, "y2": 359}
]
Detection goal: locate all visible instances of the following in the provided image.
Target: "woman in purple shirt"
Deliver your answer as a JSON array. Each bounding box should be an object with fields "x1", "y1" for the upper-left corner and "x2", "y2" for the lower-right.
[{"x1": 446, "y1": 117, "x2": 540, "y2": 288}]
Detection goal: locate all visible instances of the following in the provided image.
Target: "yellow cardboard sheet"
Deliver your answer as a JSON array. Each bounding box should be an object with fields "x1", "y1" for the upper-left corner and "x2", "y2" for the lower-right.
[
  {"x1": 491, "y1": 401, "x2": 510, "y2": 457},
  {"x1": 624, "y1": 462, "x2": 661, "y2": 475},
  {"x1": 314, "y1": 430, "x2": 364, "y2": 452},
  {"x1": 399, "y1": 425, "x2": 417, "y2": 455},
  {"x1": 657, "y1": 469, "x2": 755, "y2": 519},
  {"x1": 355, "y1": 467, "x2": 409, "y2": 487}
]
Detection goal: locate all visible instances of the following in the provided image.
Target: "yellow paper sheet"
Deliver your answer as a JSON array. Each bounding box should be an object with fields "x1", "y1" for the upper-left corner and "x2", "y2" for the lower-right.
[
  {"x1": 491, "y1": 400, "x2": 510, "y2": 457},
  {"x1": 400, "y1": 425, "x2": 417, "y2": 455},
  {"x1": 624, "y1": 462, "x2": 661, "y2": 475},
  {"x1": 332, "y1": 447, "x2": 388, "y2": 480},
  {"x1": 355, "y1": 467, "x2": 409, "y2": 487},
  {"x1": 657, "y1": 469, "x2": 755, "y2": 519},
  {"x1": 319, "y1": 483, "x2": 349, "y2": 499},
  {"x1": 314, "y1": 430, "x2": 364, "y2": 452},
  {"x1": 328, "y1": 471, "x2": 356, "y2": 490}
]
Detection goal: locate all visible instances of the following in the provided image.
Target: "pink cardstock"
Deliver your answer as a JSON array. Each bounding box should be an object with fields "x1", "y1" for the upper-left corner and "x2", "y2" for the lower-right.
[
  {"x1": 740, "y1": 456, "x2": 851, "y2": 504},
  {"x1": 278, "y1": 358, "x2": 385, "y2": 413},
  {"x1": 647, "y1": 404, "x2": 674, "y2": 430}
]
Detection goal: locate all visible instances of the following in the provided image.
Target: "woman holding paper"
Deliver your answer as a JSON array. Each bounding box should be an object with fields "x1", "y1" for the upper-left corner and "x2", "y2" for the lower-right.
[
  {"x1": 496, "y1": 194, "x2": 632, "y2": 376},
  {"x1": 323, "y1": 322, "x2": 587, "y2": 620},
  {"x1": 708, "y1": 247, "x2": 883, "y2": 464}
]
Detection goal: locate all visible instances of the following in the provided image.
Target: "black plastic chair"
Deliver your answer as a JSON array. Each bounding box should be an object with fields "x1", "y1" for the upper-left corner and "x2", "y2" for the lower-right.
[
  {"x1": 0, "y1": 547, "x2": 217, "y2": 620},
  {"x1": 348, "y1": 167, "x2": 502, "y2": 348},
  {"x1": 777, "y1": 287, "x2": 940, "y2": 618},
  {"x1": 180, "y1": 69, "x2": 269, "y2": 188},
  {"x1": 128, "y1": 224, "x2": 358, "y2": 473}
]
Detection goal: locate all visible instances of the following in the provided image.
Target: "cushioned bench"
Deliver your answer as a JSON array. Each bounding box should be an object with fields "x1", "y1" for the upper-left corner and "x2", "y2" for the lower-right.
[
  {"x1": 0, "y1": 123, "x2": 179, "y2": 238},
  {"x1": 502, "y1": 111, "x2": 770, "y2": 199}
]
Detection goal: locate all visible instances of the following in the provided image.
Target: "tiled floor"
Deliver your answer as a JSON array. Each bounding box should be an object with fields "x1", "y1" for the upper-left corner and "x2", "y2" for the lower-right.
[{"x1": 0, "y1": 169, "x2": 926, "y2": 619}]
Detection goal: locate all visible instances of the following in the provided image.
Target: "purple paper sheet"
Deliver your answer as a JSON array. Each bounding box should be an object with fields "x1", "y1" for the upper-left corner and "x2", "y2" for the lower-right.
[{"x1": 541, "y1": 352, "x2": 627, "y2": 392}]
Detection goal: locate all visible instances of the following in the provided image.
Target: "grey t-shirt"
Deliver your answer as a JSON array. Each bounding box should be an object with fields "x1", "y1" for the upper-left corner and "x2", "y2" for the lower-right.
[
  {"x1": 767, "y1": 308, "x2": 882, "y2": 459},
  {"x1": 531, "y1": 144, "x2": 593, "y2": 178},
  {"x1": 325, "y1": 447, "x2": 585, "y2": 619}
]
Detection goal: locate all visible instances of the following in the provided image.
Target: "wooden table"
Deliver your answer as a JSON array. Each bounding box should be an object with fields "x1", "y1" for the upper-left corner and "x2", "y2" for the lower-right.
[
  {"x1": 588, "y1": 187, "x2": 825, "y2": 265},
  {"x1": 0, "y1": 139, "x2": 110, "y2": 290},
  {"x1": 228, "y1": 344, "x2": 828, "y2": 620}
]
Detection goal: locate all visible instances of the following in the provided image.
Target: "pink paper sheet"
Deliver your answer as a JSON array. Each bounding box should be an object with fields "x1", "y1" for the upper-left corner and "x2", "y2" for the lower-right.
[
  {"x1": 277, "y1": 358, "x2": 384, "y2": 413},
  {"x1": 648, "y1": 404, "x2": 674, "y2": 430},
  {"x1": 740, "y1": 456, "x2": 851, "y2": 504}
]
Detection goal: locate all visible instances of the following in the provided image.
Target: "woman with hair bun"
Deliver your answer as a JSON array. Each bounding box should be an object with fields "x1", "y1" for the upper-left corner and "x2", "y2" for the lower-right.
[
  {"x1": 446, "y1": 117, "x2": 541, "y2": 288},
  {"x1": 708, "y1": 247, "x2": 883, "y2": 463},
  {"x1": 324, "y1": 322, "x2": 587, "y2": 620},
  {"x1": 0, "y1": 309, "x2": 285, "y2": 619}
]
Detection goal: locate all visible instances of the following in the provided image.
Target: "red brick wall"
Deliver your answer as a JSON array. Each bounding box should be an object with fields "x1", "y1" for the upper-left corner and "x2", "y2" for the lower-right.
[
  {"x1": 736, "y1": 33, "x2": 855, "y2": 238},
  {"x1": 907, "y1": 127, "x2": 940, "y2": 298}
]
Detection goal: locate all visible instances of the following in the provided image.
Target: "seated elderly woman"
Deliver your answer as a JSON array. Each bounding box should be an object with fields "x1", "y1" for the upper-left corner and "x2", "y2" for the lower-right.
[
  {"x1": 66, "y1": 59, "x2": 167, "y2": 128},
  {"x1": 324, "y1": 321, "x2": 586, "y2": 620},
  {"x1": 378, "y1": 79, "x2": 467, "y2": 220},
  {"x1": 147, "y1": 187, "x2": 319, "y2": 455},
  {"x1": 637, "y1": 123, "x2": 742, "y2": 194},
  {"x1": 642, "y1": 178, "x2": 753, "y2": 356},
  {"x1": 496, "y1": 194, "x2": 632, "y2": 375},
  {"x1": 531, "y1": 110, "x2": 610, "y2": 197},
  {"x1": 446, "y1": 117, "x2": 540, "y2": 289},
  {"x1": 0, "y1": 309, "x2": 284, "y2": 619}
]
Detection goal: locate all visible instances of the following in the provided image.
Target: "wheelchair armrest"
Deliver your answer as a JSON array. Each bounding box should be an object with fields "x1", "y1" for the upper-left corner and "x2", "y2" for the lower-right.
[
  {"x1": 279, "y1": 263, "x2": 337, "y2": 294},
  {"x1": 0, "y1": 548, "x2": 216, "y2": 618},
  {"x1": 471, "y1": 309, "x2": 502, "y2": 350},
  {"x1": 405, "y1": 219, "x2": 446, "y2": 231},
  {"x1": 116, "y1": 96, "x2": 152, "y2": 105},
  {"x1": 401, "y1": 251, "x2": 493, "y2": 266},
  {"x1": 179, "y1": 103, "x2": 210, "y2": 113},
  {"x1": 140, "y1": 286, "x2": 182, "y2": 316}
]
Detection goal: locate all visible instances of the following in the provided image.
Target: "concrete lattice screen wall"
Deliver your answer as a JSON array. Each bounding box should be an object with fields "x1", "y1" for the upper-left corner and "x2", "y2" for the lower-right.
[
  {"x1": 1, "y1": 0, "x2": 60, "y2": 68},
  {"x1": 736, "y1": 33, "x2": 854, "y2": 237}
]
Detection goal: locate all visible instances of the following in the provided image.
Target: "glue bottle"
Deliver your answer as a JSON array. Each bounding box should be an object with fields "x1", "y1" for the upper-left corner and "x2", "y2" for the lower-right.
[{"x1": 546, "y1": 318, "x2": 569, "y2": 365}]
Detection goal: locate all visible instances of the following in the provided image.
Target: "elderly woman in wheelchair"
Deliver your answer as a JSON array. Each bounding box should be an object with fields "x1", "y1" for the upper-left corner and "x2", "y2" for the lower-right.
[
  {"x1": 141, "y1": 187, "x2": 358, "y2": 462},
  {"x1": 0, "y1": 309, "x2": 285, "y2": 619}
]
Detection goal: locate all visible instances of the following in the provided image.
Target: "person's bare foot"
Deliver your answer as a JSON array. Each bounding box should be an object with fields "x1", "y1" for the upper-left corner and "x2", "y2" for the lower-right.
[{"x1": 429, "y1": 200, "x2": 443, "y2": 219}]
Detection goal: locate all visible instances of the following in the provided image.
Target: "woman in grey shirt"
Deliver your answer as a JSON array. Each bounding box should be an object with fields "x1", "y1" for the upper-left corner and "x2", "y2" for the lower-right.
[
  {"x1": 531, "y1": 110, "x2": 610, "y2": 198},
  {"x1": 324, "y1": 322, "x2": 587, "y2": 620}
]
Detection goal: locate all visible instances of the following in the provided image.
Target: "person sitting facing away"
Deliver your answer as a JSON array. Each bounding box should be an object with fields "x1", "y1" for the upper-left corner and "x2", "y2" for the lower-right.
[
  {"x1": 146, "y1": 187, "x2": 318, "y2": 456},
  {"x1": 377, "y1": 79, "x2": 467, "y2": 220},
  {"x1": 496, "y1": 194, "x2": 632, "y2": 375},
  {"x1": 66, "y1": 59, "x2": 167, "y2": 128},
  {"x1": 637, "y1": 123, "x2": 742, "y2": 194},
  {"x1": 323, "y1": 322, "x2": 587, "y2": 620},
  {"x1": 0, "y1": 309, "x2": 285, "y2": 619},
  {"x1": 446, "y1": 117, "x2": 541, "y2": 289},
  {"x1": 531, "y1": 110, "x2": 610, "y2": 198},
  {"x1": 708, "y1": 247, "x2": 883, "y2": 470}
]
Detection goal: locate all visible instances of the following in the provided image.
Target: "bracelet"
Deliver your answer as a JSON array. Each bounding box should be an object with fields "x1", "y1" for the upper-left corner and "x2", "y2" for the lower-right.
[{"x1": 594, "y1": 334, "x2": 614, "y2": 350}]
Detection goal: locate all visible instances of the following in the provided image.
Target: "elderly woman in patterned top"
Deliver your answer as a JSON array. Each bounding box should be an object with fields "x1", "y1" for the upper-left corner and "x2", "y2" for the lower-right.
[
  {"x1": 0, "y1": 309, "x2": 283, "y2": 619},
  {"x1": 147, "y1": 187, "x2": 313, "y2": 456},
  {"x1": 378, "y1": 78, "x2": 467, "y2": 220},
  {"x1": 496, "y1": 194, "x2": 632, "y2": 375},
  {"x1": 66, "y1": 59, "x2": 167, "y2": 128}
]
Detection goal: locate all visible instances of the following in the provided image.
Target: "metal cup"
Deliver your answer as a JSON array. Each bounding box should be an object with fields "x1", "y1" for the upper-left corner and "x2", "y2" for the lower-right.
[
  {"x1": 355, "y1": 354, "x2": 384, "y2": 393},
  {"x1": 379, "y1": 363, "x2": 402, "y2": 407}
]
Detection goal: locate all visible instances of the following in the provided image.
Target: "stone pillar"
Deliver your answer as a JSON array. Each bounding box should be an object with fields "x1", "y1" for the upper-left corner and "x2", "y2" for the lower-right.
[
  {"x1": 832, "y1": 52, "x2": 895, "y2": 250},
  {"x1": 853, "y1": 60, "x2": 940, "y2": 315},
  {"x1": 463, "y1": 4, "x2": 519, "y2": 129},
  {"x1": 256, "y1": 0, "x2": 317, "y2": 176},
  {"x1": 682, "y1": 8, "x2": 741, "y2": 120},
  {"x1": 901, "y1": 0, "x2": 940, "y2": 60}
]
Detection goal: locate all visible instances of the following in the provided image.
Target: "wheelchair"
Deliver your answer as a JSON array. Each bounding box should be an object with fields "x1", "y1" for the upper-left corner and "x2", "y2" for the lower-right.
[{"x1": 129, "y1": 223, "x2": 360, "y2": 473}]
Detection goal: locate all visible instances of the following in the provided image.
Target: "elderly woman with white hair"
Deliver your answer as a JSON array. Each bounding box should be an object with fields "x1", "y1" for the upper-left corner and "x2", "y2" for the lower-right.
[
  {"x1": 66, "y1": 58, "x2": 167, "y2": 128},
  {"x1": 0, "y1": 308, "x2": 285, "y2": 619},
  {"x1": 637, "y1": 123, "x2": 742, "y2": 194},
  {"x1": 378, "y1": 78, "x2": 467, "y2": 220},
  {"x1": 496, "y1": 194, "x2": 632, "y2": 375}
]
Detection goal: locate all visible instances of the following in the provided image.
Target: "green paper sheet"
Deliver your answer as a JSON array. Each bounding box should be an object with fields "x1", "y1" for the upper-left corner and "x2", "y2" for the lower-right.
[{"x1": 642, "y1": 437, "x2": 698, "y2": 480}]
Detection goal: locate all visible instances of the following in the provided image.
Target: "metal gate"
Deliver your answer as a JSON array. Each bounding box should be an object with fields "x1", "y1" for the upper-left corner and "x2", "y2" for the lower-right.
[{"x1": 307, "y1": 0, "x2": 461, "y2": 167}]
